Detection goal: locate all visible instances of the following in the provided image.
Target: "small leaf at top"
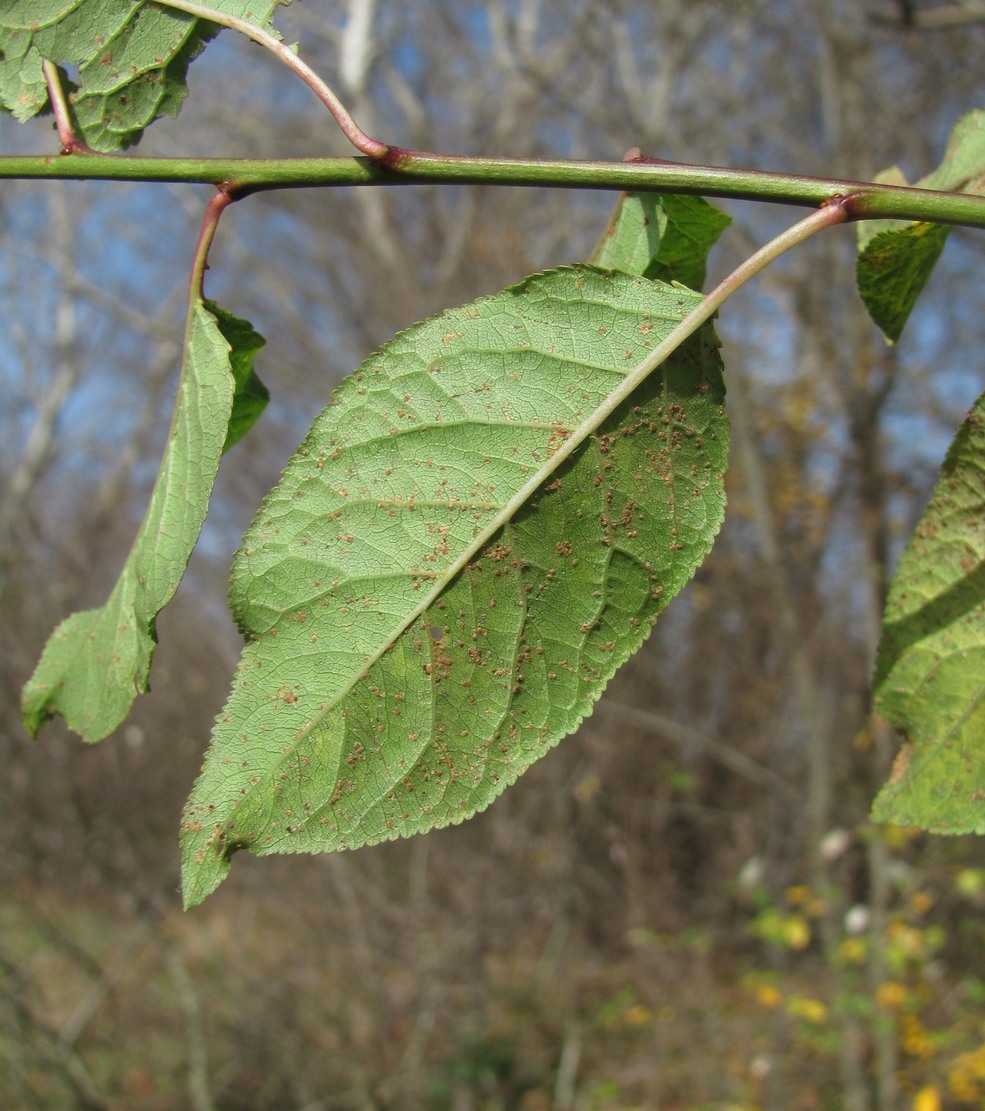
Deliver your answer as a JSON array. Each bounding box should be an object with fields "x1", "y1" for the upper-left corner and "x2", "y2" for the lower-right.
[
  {"x1": 642, "y1": 194, "x2": 731, "y2": 290},
  {"x1": 21, "y1": 300, "x2": 266, "y2": 742},
  {"x1": 0, "y1": 0, "x2": 286, "y2": 150},
  {"x1": 872, "y1": 389, "x2": 985, "y2": 833},
  {"x1": 916, "y1": 110, "x2": 985, "y2": 194},
  {"x1": 180, "y1": 265, "x2": 728, "y2": 907},
  {"x1": 592, "y1": 192, "x2": 668, "y2": 276},
  {"x1": 856, "y1": 110, "x2": 985, "y2": 343},
  {"x1": 592, "y1": 192, "x2": 730, "y2": 289}
]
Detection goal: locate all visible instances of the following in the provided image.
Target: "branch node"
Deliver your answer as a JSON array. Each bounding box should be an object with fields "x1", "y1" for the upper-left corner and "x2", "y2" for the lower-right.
[{"x1": 830, "y1": 190, "x2": 873, "y2": 223}]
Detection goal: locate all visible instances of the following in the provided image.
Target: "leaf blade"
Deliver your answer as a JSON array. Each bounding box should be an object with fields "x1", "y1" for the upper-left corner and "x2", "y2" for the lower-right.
[
  {"x1": 872, "y1": 390, "x2": 985, "y2": 833},
  {"x1": 856, "y1": 110, "x2": 985, "y2": 342},
  {"x1": 591, "y1": 191, "x2": 730, "y2": 289},
  {"x1": 643, "y1": 194, "x2": 731, "y2": 290},
  {"x1": 856, "y1": 221, "x2": 949, "y2": 345},
  {"x1": 0, "y1": 0, "x2": 285, "y2": 150},
  {"x1": 21, "y1": 301, "x2": 265, "y2": 741},
  {"x1": 181, "y1": 266, "x2": 728, "y2": 906},
  {"x1": 592, "y1": 192, "x2": 667, "y2": 276},
  {"x1": 207, "y1": 299, "x2": 269, "y2": 452}
]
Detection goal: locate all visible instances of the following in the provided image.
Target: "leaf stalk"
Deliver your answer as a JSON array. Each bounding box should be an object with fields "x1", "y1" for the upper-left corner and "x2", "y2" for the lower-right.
[
  {"x1": 490, "y1": 201, "x2": 851, "y2": 538},
  {"x1": 190, "y1": 188, "x2": 236, "y2": 300},
  {"x1": 40, "y1": 61, "x2": 95, "y2": 155},
  {"x1": 347, "y1": 201, "x2": 850, "y2": 682},
  {"x1": 149, "y1": 0, "x2": 388, "y2": 158}
]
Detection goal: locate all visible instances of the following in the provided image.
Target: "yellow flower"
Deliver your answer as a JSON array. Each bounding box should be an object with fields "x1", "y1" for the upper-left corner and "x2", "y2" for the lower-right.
[
  {"x1": 876, "y1": 981, "x2": 907, "y2": 1011},
  {"x1": 755, "y1": 984, "x2": 783, "y2": 1009},
  {"x1": 786, "y1": 996, "x2": 827, "y2": 1025},
  {"x1": 785, "y1": 884, "x2": 812, "y2": 906},
  {"x1": 912, "y1": 1085, "x2": 941, "y2": 1111},
  {"x1": 910, "y1": 890, "x2": 935, "y2": 916},
  {"x1": 622, "y1": 1004, "x2": 653, "y2": 1028},
  {"x1": 901, "y1": 1014, "x2": 934, "y2": 1058},
  {"x1": 887, "y1": 923, "x2": 927, "y2": 958},
  {"x1": 782, "y1": 914, "x2": 811, "y2": 950},
  {"x1": 955, "y1": 868, "x2": 985, "y2": 898},
  {"x1": 948, "y1": 1044, "x2": 985, "y2": 1102},
  {"x1": 838, "y1": 937, "x2": 867, "y2": 964}
]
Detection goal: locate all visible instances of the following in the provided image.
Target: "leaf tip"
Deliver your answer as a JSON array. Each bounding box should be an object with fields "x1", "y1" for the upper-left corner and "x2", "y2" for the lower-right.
[{"x1": 180, "y1": 829, "x2": 234, "y2": 910}]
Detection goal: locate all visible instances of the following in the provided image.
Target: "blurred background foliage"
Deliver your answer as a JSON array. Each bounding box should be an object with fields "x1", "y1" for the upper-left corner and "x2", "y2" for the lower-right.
[{"x1": 3, "y1": 0, "x2": 985, "y2": 1107}]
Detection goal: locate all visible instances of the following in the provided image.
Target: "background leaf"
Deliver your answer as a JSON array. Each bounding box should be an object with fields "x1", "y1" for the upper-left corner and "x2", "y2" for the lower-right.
[
  {"x1": 0, "y1": 0, "x2": 284, "y2": 150},
  {"x1": 21, "y1": 301, "x2": 265, "y2": 741},
  {"x1": 856, "y1": 110, "x2": 985, "y2": 342},
  {"x1": 643, "y1": 194, "x2": 732, "y2": 290},
  {"x1": 209, "y1": 299, "x2": 269, "y2": 452},
  {"x1": 872, "y1": 390, "x2": 985, "y2": 833},
  {"x1": 855, "y1": 222, "x2": 949, "y2": 345},
  {"x1": 592, "y1": 192, "x2": 667, "y2": 276},
  {"x1": 592, "y1": 192, "x2": 730, "y2": 290},
  {"x1": 914, "y1": 110, "x2": 985, "y2": 193},
  {"x1": 180, "y1": 266, "x2": 728, "y2": 907}
]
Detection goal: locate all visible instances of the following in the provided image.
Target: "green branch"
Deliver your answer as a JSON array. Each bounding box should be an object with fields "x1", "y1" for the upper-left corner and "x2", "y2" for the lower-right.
[{"x1": 4, "y1": 151, "x2": 985, "y2": 228}]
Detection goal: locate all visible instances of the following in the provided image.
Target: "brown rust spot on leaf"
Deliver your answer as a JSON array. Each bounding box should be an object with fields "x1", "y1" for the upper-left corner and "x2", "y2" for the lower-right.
[{"x1": 888, "y1": 742, "x2": 914, "y2": 784}]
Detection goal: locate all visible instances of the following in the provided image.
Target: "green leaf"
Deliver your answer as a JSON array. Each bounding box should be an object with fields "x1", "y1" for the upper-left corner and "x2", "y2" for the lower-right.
[
  {"x1": 592, "y1": 192, "x2": 667, "y2": 276},
  {"x1": 180, "y1": 265, "x2": 728, "y2": 907},
  {"x1": 643, "y1": 195, "x2": 731, "y2": 290},
  {"x1": 206, "y1": 299, "x2": 269, "y2": 452},
  {"x1": 856, "y1": 110, "x2": 985, "y2": 343},
  {"x1": 855, "y1": 222, "x2": 949, "y2": 345},
  {"x1": 0, "y1": 0, "x2": 285, "y2": 150},
  {"x1": 592, "y1": 192, "x2": 730, "y2": 289},
  {"x1": 0, "y1": 19, "x2": 49, "y2": 124},
  {"x1": 872, "y1": 390, "x2": 985, "y2": 833},
  {"x1": 22, "y1": 300, "x2": 266, "y2": 742},
  {"x1": 855, "y1": 165, "x2": 910, "y2": 255},
  {"x1": 916, "y1": 110, "x2": 985, "y2": 194}
]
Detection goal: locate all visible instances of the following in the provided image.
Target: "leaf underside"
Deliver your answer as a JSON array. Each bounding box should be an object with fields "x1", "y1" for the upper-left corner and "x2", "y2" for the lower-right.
[
  {"x1": 21, "y1": 301, "x2": 266, "y2": 742},
  {"x1": 180, "y1": 265, "x2": 728, "y2": 906},
  {"x1": 873, "y1": 389, "x2": 985, "y2": 833},
  {"x1": 0, "y1": 0, "x2": 284, "y2": 150},
  {"x1": 856, "y1": 109, "x2": 985, "y2": 342},
  {"x1": 856, "y1": 222, "x2": 949, "y2": 345}
]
